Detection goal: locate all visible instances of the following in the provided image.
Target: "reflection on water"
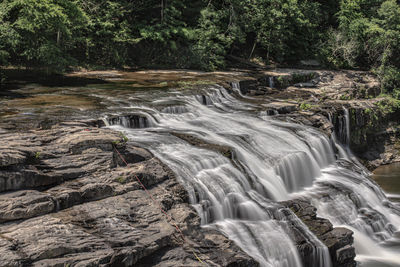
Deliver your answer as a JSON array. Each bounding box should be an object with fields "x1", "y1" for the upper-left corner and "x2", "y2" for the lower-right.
[
  {"x1": 373, "y1": 163, "x2": 400, "y2": 202},
  {"x1": 0, "y1": 70, "x2": 249, "y2": 124}
]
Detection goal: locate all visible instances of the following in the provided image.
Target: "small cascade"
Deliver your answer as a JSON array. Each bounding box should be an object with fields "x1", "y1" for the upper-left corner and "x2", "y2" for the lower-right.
[
  {"x1": 260, "y1": 110, "x2": 279, "y2": 116},
  {"x1": 248, "y1": 192, "x2": 332, "y2": 267},
  {"x1": 349, "y1": 227, "x2": 400, "y2": 265},
  {"x1": 231, "y1": 81, "x2": 243, "y2": 95},
  {"x1": 309, "y1": 167, "x2": 397, "y2": 238},
  {"x1": 329, "y1": 109, "x2": 367, "y2": 169},
  {"x1": 230, "y1": 81, "x2": 256, "y2": 100},
  {"x1": 275, "y1": 151, "x2": 321, "y2": 192},
  {"x1": 213, "y1": 219, "x2": 304, "y2": 267},
  {"x1": 335, "y1": 107, "x2": 351, "y2": 148},
  {"x1": 278, "y1": 208, "x2": 332, "y2": 267},
  {"x1": 102, "y1": 117, "x2": 110, "y2": 127},
  {"x1": 161, "y1": 105, "x2": 188, "y2": 114},
  {"x1": 106, "y1": 114, "x2": 156, "y2": 129},
  {"x1": 269, "y1": 77, "x2": 275, "y2": 88},
  {"x1": 343, "y1": 107, "x2": 351, "y2": 148},
  {"x1": 327, "y1": 112, "x2": 350, "y2": 160},
  {"x1": 195, "y1": 94, "x2": 213, "y2": 105},
  {"x1": 297, "y1": 164, "x2": 400, "y2": 264}
]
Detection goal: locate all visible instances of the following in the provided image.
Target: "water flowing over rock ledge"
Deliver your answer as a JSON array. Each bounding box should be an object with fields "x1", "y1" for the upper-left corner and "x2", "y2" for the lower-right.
[
  {"x1": 281, "y1": 200, "x2": 356, "y2": 267},
  {"x1": 0, "y1": 122, "x2": 257, "y2": 267},
  {"x1": 0, "y1": 120, "x2": 358, "y2": 267},
  {"x1": 231, "y1": 69, "x2": 400, "y2": 170},
  {"x1": 1, "y1": 69, "x2": 398, "y2": 267}
]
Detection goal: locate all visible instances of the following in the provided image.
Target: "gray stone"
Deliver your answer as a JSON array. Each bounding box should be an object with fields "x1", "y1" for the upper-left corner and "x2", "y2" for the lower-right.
[
  {"x1": 282, "y1": 199, "x2": 356, "y2": 267},
  {"x1": 0, "y1": 123, "x2": 258, "y2": 267}
]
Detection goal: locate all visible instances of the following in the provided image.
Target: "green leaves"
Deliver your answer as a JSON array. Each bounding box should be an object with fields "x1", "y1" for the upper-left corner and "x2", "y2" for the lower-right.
[
  {"x1": 0, "y1": 0, "x2": 397, "y2": 85},
  {"x1": 331, "y1": 0, "x2": 400, "y2": 96},
  {"x1": 0, "y1": 0, "x2": 87, "y2": 70},
  {"x1": 0, "y1": 22, "x2": 17, "y2": 65}
]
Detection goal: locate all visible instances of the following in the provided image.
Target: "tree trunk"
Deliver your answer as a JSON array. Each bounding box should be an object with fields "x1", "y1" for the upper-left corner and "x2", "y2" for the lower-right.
[
  {"x1": 161, "y1": 0, "x2": 164, "y2": 23},
  {"x1": 249, "y1": 38, "x2": 257, "y2": 60},
  {"x1": 266, "y1": 30, "x2": 272, "y2": 63}
]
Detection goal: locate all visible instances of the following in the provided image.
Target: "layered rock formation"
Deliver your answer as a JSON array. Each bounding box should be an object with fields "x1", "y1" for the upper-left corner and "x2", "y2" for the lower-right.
[
  {"x1": 232, "y1": 70, "x2": 400, "y2": 170},
  {"x1": 282, "y1": 200, "x2": 356, "y2": 267},
  {"x1": 0, "y1": 122, "x2": 257, "y2": 267},
  {"x1": 3, "y1": 68, "x2": 393, "y2": 267}
]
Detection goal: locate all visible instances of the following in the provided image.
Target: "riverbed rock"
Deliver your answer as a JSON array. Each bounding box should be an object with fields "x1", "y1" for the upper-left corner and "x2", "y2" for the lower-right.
[
  {"x1": 170, "y1": 132, "x2": 233, "y2": 159},
  {"x1": 239, "y1": 69, "x2": 400, "y2": 169},
  {"x1": 293, "y1": 82, "x2": 317, "y2": 88},
  {"x1": 0, "y1": 123, "x2": 257, "y2": 267},
  {"x1": 282, "y1": 199, "x2": 356, "y2": 267},
  {"x1": 264, "y1": 102, "x2": 298, "y2": 114}
]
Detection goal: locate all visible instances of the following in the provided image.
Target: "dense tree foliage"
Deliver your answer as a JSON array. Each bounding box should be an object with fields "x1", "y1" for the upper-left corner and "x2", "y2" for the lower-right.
[
  {"x1": 324, "y1": 0, "x2": 400, "y2": 96},
  {"x1": 0, "y1": 0, "x2": 399, "y2": 96},
  {"x1": 0, "y1": 0, "x2": 87, "y2": 70}
]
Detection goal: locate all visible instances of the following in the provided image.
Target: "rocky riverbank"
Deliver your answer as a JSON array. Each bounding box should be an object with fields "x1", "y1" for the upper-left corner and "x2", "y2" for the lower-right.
[
  {"x1": 0, "y1": 122, "x2": 257, "y2": 266},
  {"x1": 1, "y1": 68, "x2": 397, "y2": 267},
  {"x1": 0, "y1": 121, "x2": 358, "y2": 267}
]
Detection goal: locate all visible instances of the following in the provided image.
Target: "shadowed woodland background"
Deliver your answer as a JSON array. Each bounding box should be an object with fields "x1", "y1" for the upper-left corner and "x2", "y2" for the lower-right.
[{"x1": 0, "y1": 0, "x2": 399, "y2": 97}]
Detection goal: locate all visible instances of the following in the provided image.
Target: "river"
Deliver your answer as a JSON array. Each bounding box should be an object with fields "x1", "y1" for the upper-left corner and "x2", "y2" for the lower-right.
[{"x1": 1, "y1": 71, "x2": 399, "y2": 266}]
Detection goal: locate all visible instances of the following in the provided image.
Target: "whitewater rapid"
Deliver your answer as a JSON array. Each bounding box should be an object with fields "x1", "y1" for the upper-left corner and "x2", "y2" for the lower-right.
[{"x1": 104, "y1": 84, "x2": 400, "y2": 266}]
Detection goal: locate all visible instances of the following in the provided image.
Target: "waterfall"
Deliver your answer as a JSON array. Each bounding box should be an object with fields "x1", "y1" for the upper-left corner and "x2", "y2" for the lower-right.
[
  {"x1": 103, "y1": 84, "x2": 400, "y2": 266},
  {"x1": 335, "y1": 107, "x2": 351, "y2": 149},
  {"x1": 105, "y1": 113, "x2": 157, "y2": 129},
  {"x1": 297, "y1": 166, "x2": 400, "y2": 264},
  {"x1": 329, "y1": 109, "x2": 366, "y2": 170},
  {"x1": 343, "y1": 107, "x2": 351, "y2": 149},
  {"x1": 269, "y1": 77, "x2": 275, "y2": 88},
  {"x1": 231, "y1": 81, "x2": 242, "y2": 96},
  {"x1": 260, "y1": 110, "x2": 279, "y2": 116},
  {"x1": 102, "y1": 117, "x2": 110, "y2": 127},
  {"x1": 231, "y1": 81, "x2": 257, "y2": 100},
  {"x1": 161, "y1": 105, "x2": 188, "y2": 114},
  {"x1": 327, "y1": 112, "x2": 350, "y2": 160}
]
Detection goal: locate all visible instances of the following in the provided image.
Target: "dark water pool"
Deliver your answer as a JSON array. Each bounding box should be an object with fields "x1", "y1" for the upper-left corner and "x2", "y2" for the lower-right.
[{"x1": 373, "y1": 162, "x2": 400, "y2": 202}]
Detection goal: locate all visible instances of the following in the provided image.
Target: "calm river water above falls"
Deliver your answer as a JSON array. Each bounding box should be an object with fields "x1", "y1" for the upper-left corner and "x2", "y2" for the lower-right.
[{"x1": 1, "y1": 71, "x2": 400, "y2": 266}]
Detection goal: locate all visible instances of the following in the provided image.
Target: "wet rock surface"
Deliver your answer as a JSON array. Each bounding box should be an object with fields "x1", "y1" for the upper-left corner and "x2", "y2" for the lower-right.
[
  {"x1": 0, "y1": 123, "x2": 257, "y2": 267},
  {"x1": 282, "y1": 200, "x2": 356, "y2": 267},
  {"x1": 170, "y1": 132, "x2": 233, "y2": 159},
  {"x1": 230, "y1": 69, "x2": 400, "y2": 169},
  {"x1": 1, "y1": 69, "x2": 396, "y2": 266}
]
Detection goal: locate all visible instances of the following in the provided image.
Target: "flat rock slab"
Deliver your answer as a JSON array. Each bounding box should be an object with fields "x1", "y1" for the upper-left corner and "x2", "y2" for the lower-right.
[{"x1": 0, "y1": 123, "x2": 257, "y2": 267}]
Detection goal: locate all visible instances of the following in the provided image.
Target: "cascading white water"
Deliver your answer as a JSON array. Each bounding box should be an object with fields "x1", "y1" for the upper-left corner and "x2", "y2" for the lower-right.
[
  {"x1": 343, "y1": 108, "x2": 351, "y2": 148},
  {"x1": 327, "y1": 112, "x2": 349, "y2": 160},
  {"x1": 231, "y1": 81, "x2": 242, "y2": 96},
  {"x1": 297, "y1": 110, "x2": 400, "y2": 265},
  {"x1": 294, "y1": 164, "x2": 400, "y2": 265},
  {"x1": 231, "y1": 81, "x2": 256, "y2": 100},
  {"x1": 335, "y1": 107, "x2": 351, "y2": 150},
  {"x1": 161, "y1": 105, "x2": 188, "y2": 114},
  {"x1": 107, "y1": 113, "x2": 158, "y2": 129},
  {"x1": 260, "y1": 110, "x2": 279, "y2": 116},
  {"x1": 104, "y1": 85, "x2": 400, "y2": 266},
  {"x1": 269, "y1": 77, "x2": 275, "y2": 88},
  {"x1": 102, "y1": 117, "x2": 110, "y2": 127}
]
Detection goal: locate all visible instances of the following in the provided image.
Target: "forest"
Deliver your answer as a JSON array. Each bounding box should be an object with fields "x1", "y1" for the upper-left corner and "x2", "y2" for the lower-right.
[{"x1": 0, "y1": 0, "x2": 399, "y2": 98}]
